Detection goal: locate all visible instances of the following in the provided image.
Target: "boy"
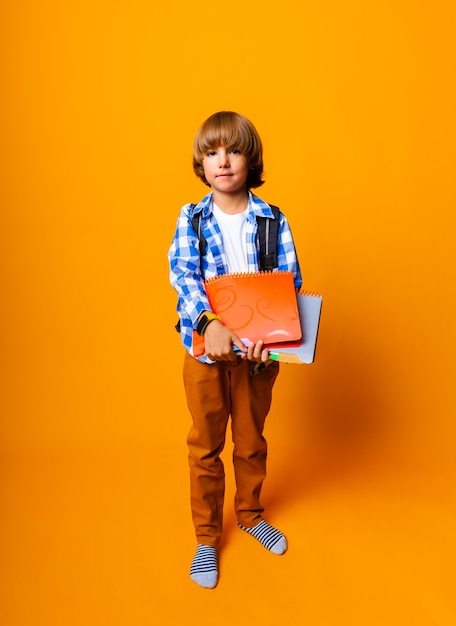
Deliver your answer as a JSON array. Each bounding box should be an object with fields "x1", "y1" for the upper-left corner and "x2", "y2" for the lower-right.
[{"x1": 168, "y1": 111, "x2": 302, "y2": 588}]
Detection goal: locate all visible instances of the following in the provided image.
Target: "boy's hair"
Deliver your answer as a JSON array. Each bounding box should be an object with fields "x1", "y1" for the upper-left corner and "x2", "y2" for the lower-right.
[{"x1": 193, "y1": 111, "x2": 265, "y2": 189}]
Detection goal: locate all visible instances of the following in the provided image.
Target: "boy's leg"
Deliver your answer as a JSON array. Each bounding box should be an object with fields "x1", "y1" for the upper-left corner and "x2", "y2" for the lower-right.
[
  {"x1": 183, "y1": 352, "x2": 231, "y2": 548},
  {"x1": 229, "y1": 359, "x2": 279, "y2": 527}
]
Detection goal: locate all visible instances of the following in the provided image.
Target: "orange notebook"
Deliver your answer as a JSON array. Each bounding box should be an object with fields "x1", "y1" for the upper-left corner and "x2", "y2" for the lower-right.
[{"x1": 193, "y1": 271, "x2": 301, "y2": 357}]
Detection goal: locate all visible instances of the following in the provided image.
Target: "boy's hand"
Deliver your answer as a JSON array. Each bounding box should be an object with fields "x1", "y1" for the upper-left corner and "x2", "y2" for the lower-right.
[
  {"x1": 203, "y1": 320, "x2": 247, "y2": 361},
  {"x1": 241, "y1": 339, "x2": 272, "y2": 365}
]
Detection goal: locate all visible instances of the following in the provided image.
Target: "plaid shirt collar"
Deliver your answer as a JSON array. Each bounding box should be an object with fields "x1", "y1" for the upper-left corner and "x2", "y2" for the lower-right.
[{"x1": 192, "y1": 191, "x2": 276, "y2": 220}]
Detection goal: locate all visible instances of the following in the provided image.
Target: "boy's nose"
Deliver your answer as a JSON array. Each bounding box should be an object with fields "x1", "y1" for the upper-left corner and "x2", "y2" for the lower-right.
[{"x1": 217, "y1": 149, "x2": 230, "y2": 166}]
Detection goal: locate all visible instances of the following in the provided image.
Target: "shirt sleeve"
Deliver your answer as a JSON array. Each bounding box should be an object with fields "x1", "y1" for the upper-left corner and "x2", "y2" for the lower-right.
[
  {"x1": 168, "y1": 204, "x2": 212, "y2": 325},
  {"x1": 276, "y1": 212, "x2": 303, "y2": 291}
]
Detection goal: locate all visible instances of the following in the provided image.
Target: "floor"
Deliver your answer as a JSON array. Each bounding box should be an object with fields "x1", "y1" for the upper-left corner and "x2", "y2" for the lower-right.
[{"x1": 1, "y1": 440, "x2": 455, "y2": 626}]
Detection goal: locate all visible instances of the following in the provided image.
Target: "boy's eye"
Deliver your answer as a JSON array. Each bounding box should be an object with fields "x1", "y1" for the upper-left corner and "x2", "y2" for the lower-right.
[
  {"x1": 206, "y1": 150, "x2": 217, "y2": 156},
  {"x1": 230, "y1": 149, "x2": 240, "y2": 154}
]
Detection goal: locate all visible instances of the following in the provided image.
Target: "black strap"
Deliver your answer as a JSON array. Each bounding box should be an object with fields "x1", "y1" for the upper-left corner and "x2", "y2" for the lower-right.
[
  {"x1": 191, "y1": 212, "x2": 207, "y2": 257},
  {"x1": 191, "y1": 204, "x2": 280, "y2": 270},
  {"x1": 257, "y1": 205, "x2": 280, "y2": 270}
]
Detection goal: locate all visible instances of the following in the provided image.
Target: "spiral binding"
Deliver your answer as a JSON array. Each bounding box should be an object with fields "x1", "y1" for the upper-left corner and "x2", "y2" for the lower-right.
[
  {"x1": 299, "y1": 289, "x2": 322, "y2": 298},
  {"x1": 205, "y1": 270, "x2": 291, "y2": 285},
  {"x1": 204, "y1": 272, "x2": 322, "y2": 299}
]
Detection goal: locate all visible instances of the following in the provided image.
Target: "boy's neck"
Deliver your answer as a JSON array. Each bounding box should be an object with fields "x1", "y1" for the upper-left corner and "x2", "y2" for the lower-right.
[{"x1": 212, "y1": 189, "x2": 249, "y2": 215}]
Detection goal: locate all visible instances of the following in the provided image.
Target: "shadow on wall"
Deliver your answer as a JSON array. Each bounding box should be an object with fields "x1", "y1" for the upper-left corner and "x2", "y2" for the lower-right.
[{"x1": 265, "y1": 307, "x2": 399, "y2": 506}]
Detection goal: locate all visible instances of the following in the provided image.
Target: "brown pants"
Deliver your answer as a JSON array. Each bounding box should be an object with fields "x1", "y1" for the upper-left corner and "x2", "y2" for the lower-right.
[{"x1": 183, "y1": 351, "x2": 279, "y2": 547}]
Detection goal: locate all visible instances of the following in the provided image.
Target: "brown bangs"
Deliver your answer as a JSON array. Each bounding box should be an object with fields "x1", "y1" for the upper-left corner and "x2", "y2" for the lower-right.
[
  {"x1": 193, "y1": 111, "x2": 265, "y2": 188},
  {"x1": 194, "y1": 112, "x2": 255, "y2": 156}
]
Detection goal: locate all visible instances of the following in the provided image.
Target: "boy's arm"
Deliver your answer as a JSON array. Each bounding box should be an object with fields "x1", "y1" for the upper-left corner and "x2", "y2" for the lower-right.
[
  {"x1": 276, "y1": 213, "x2": 302, "y2": 290},
  {"x1": 168, "y1": 207, "x2": 246, "y2": 359},
  {"x1": 168, "y1": 206, "x2": 212, "y2": 323}
]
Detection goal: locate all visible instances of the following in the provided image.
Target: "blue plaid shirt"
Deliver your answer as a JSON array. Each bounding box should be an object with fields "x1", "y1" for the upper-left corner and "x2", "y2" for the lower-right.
[{"x1": 168, "y1": 191, "x2": 302, "y2": 363}]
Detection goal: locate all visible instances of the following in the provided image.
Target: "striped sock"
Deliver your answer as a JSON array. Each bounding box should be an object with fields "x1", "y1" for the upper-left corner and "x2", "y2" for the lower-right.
[
  {"x1": 190, "y1": 544, "x2": 218, "y2": 589},
  {"x1": 238, "y1": 520, "x2": 288, "y2": 555}
]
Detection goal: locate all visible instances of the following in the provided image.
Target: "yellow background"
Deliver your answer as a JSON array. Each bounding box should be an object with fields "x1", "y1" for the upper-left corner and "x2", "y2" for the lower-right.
[{"x1": 1, "y1": 1, "x2": 456, "y2": 624}]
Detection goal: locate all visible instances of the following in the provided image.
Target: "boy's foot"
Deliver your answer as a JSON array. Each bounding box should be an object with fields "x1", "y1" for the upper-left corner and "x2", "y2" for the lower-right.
[
  {"x1": 238, "y1": 520, "x2": 287, "y2": 555},
  {"x1": 190, "y1": 544, "x2": 218, "y2": 588}
]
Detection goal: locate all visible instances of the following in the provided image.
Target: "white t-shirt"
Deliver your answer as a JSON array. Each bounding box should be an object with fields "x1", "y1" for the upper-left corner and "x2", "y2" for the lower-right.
[{"x1": 212, "y1": 203, "x2": 248, "y2": 273}]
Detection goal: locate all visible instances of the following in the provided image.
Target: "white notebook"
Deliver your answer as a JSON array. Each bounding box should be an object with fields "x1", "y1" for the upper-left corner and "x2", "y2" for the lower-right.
[{"x1": 268, "y1": 292, "x2": 322, "y2": 364}]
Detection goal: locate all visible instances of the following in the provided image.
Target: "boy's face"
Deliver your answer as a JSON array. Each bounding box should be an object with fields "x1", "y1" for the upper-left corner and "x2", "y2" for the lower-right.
[{"x1": 202, "y1": 146, "x2": 249, "y2": 194}]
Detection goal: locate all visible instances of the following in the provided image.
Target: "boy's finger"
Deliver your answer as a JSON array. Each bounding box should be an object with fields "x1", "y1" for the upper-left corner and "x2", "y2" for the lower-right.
[
  {"x1": 232, "y1": 337, "x2": 248, "y2": 353},
  {"x1": 254, "y1": 340, "x2": 264, "y2": 357}
]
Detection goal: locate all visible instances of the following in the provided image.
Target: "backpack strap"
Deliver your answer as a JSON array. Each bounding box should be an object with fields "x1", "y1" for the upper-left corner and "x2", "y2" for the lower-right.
[
  {"x1": 257, "y1": 204, "x2": 280, "y2": 270},
  {"x1": 191, "y1": 212, "x2": 207, "y2": 256},
  {"x1": 191, "y1": 204, "x2": 280, "y2": 270}
]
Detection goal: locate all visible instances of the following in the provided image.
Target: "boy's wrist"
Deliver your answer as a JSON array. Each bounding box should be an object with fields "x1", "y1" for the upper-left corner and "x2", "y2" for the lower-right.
[{"x1": 197, "y1": 312, "x2": 221, "y2": 336}]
